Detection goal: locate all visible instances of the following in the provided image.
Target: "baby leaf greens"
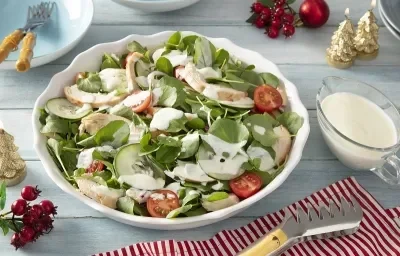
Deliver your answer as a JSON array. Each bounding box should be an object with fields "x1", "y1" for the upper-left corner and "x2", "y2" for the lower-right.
[{"x1": 39, "y1": 31, "x2": 304, "y2": 220}]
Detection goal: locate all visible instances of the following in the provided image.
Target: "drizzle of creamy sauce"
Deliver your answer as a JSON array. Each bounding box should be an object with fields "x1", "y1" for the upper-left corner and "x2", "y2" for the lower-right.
[
  {"x1": 118, "y1": 174, "x2": 165, "y2": 190},
  {"x1": 184, "y1": 113, "x2": 198, "y2": 120},
  {"x1": 76, "y1": 146, "x2": 114, "y2": 169},
  {"x1": 99, "y1": 69, "x2": 127, "y2": 92},
  {"x1": 253, "y1": 125, "x2": 266, "y2": 135},
  {"x1": 76, "y1": 103, "x2": 92, "y2": 114},
  {"x1": 122, "y1": 91, "x2": 150, "y2": 107},
  {"x1": 126, "y1": 188, "x2": 152, "y2": 204},
  {"x1": 152, "y1": 87, "x2": 163, "y2": 106},
  {"x1": 211, "y1": 181, "x2": 224, "y2": 190},
  {"x1": 200, "y1": 134, "x2": 247, "y2": 158},
  {"x1": 197, "y1": 67, "x2": 222, "y2": 79},
  {"x1": 153, "y1": 48, "x2": 193, "y2": 67},
  {"x1": 150, "y1": 193, "x2": 165, "y2": 200},
  {"x1": 172, "y1": 163, "x2": 215, "y2": 182},
  {"x1": 165, "y1": 182, "x2": 181, "y2": 194},
  {"x1": 149, "y1": 107, "x2": 184, "y2": 131},
  {"x1": 147, "y1": 71, "x2": 167, "y2": 88},
  {"x1": 246, "y1": 145, "x2": 275, "y2": 171},
  {"x1": 71, "y1": 85, "x2": 119, "y2": 104},
  {"x1": 90, "y1": 184, "x2": 124, "y2": 199},
  {"x1": 128, "y1": 123, "x2": 146, "y2": 144}
]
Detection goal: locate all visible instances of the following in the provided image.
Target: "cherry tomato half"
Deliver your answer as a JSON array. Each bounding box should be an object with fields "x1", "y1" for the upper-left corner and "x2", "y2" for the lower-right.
[
  {"x1": 254, "y1": 85, "x2": 283, "y2": 113},
  {"x1": 129, "y1": 91, "x2": 152, "y2": 113},
  {"x1": 229, "y1": 172, "x2": 262, "y2": 199},
  {"x1": 86, "y1": 161, "x2": 105, "y2": 173},
  {"x1": 147, "y1": 190, "x2": 180, "y2": 218}
]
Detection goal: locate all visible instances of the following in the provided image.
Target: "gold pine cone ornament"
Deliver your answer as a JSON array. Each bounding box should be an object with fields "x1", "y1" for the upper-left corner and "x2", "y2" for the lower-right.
[{"x1": 0, "y1": 128, "x2": 27, "y2": 186}]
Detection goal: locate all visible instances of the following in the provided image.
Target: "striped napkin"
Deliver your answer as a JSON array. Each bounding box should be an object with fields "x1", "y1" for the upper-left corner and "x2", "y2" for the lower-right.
[{"x1": 94, "y1": 177, "x2": 400, "y2": 256}]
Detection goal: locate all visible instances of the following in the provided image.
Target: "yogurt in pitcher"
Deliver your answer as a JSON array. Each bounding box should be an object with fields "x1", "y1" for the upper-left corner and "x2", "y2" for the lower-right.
[{"x1": 320, "y1": 92, "x2": 397, "y2": 170}]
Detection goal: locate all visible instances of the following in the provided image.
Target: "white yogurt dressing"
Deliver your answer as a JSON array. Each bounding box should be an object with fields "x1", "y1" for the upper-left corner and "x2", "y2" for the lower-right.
[
  {"x1": 246, "y1": 145, "x2": 275, "y2": 171},
  {"x1": 197, "y1": 67, "x2": 222, "y2": 79},
  {"x1": 253, "y1": 125, "x2": 266, "y2": 135},
  {"x1": 172, "y1": 163, "x2": 215, "y2": 183},
  {"x1": 99, "y1": 68, "x2": 127, "y2": 92},
  {"x1": 126, "y1": 188, "x2": 152, "y2": 204},
  {"x1": 76, "y1": 146, "x2": 114, "y2": 169},
  {"x1": 118, "y1": 174, "x2": 165, "y2": 190},
  {"x1": 152, "y1": 48, "x2": 193, "y2": 67},
  {"x1": 122, "y1": 91, "x2": 150, "y2": 107},
  {"x1": 150, "y1": 107, "x2": 184, "y2": 131},
  {"x1": 76, "y1": 103, "x2": 92, "y2": 114},
  {"x1": 152, "y1": 87, "x2": 163, "y2": 106},
  {"x1": 200, "y1": 134, "x2": 247, "y2": 158},
  {"x1": 321, "y1": 92, "x2": 398, "y2": 170},
  {"x1": 211, "y1": 181, "x2": 224, "y2": 190},
  {"x1": 147, "y1": 71, "x2": 167, "y2": 89}
]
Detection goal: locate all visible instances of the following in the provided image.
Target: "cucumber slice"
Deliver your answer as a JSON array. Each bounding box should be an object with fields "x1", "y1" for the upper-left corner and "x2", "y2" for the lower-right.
[
  {"x1": 218, "y1": 99, "x2": 254, "y2": 109},
  {"x1": 46, "y1": 98, "x2": 92, "y2": 120},
  {"x1": 114, "y1": 144, "x2": 165, "y2": 190},
  {"x1": 135, "y1": 59, "x2": 151, "y2": 77}
]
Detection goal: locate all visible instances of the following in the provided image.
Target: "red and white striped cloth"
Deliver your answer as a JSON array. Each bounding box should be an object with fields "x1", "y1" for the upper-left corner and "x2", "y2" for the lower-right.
[{"x1": 94, "y1": 177, "x2": 400, "y2": 256}]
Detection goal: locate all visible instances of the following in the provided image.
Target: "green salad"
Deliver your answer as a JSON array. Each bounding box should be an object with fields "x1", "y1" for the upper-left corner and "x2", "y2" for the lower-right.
[{"x1": 39, "y1": 32, "x2": 303, "y2": 218}]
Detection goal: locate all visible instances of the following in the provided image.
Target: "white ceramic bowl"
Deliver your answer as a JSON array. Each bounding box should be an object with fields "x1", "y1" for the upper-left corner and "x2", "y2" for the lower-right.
[
  {"x1": 111, "y1": 0, "x2": 200, "y2": 13},
  {"x1": 32, "y1": 31, "x2": 310, "y2": 230}
]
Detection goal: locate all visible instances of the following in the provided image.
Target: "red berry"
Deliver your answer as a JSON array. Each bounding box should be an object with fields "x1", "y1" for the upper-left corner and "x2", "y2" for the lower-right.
[
  {"x1": 35, "y1": 222, "x2": 46, "y2": 233},
  {"x1": 39, "y1": 215, "x2": 54, "y2": 232},
  {"x1": 260, "y1": 7, "x2": 272, "y2": 20},
  {"x1": 282, "y1": 13, "x2": 294, "y2": 24},
  {"x1": 271, "y1": 17, "x2": 282, "y2": 28},
  {"x1": 252, "y1": 2, "x2": 264, "y2": 14},
  {"x1": 274, "y1": 7, "x2": 285, "y2": 17},
  {"x1": 11, "y1": 199, "x2": 27, "y2": 216},
  {"x1": 20, "y1": 227, "x2": 36, "y2": 243},
  {"x1": 11, "y1": 233, "x2": 26, "y2": 249},
  {"x1": 283, "y1": 24, "x2": 295, "y2": 37},
  {"x1": 39, "y1": 200, "x2": 57, "y2": 216},
  {"x1": 22, "y1": 213, "x2": 35, "y2": 226},
  {"x1": 30, "y1": 204, "x2": 44, "y2": 216},
  {"x1": 266, "y1": 26, "x2": 280, "y2": 38},
  {"x1": 254, "y1": 16, "x2": 266, "y2": 28},
  {"x1": 21, "y1": 186, "x2": 41, "y2": 201}
]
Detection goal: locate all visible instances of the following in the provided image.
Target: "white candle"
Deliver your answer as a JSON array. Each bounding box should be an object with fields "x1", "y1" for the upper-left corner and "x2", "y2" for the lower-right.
[{"x1": 371, "y1": 0, "x2": 376, "y2": 9}]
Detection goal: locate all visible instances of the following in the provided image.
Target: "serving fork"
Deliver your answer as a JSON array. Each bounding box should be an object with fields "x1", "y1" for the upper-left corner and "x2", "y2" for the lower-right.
[
  {"x1": 239, "y1": 196, "x2": 363, "y2": 256},
  {"x1": 0, "y1": 2, "x2": 55, "y2": 72}
]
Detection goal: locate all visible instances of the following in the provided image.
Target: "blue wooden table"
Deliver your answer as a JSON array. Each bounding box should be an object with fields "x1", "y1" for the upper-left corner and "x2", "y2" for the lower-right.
[{"x1": 0, "y1": 0, "x2": 399, "y2": 255}]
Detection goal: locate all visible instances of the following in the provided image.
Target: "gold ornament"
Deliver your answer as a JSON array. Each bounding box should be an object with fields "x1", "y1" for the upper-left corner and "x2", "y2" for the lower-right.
[
  {"x1": 354, "y1": 0, "x2": 379, "y2": 60},
  {"x1": 326, "y1": 8, "x2": 357, "y2": 69},
  {"x1": 0, "y1": 128, "x2": 26, "y2": 186}
]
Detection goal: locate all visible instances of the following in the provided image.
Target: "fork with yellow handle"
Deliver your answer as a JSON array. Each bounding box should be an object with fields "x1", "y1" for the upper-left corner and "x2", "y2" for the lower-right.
[{"x1": 0, "y1": 2, "x2": 55, "y2": 72}]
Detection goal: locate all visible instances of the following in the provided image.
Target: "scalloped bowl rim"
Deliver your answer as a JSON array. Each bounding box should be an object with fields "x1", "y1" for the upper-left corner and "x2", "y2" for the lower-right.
[{"x1": 32, "y1": 31, "x2": 310, "y2": 230}]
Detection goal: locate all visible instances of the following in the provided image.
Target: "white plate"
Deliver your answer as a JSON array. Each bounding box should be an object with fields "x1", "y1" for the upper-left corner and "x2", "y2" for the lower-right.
[
  {"x1": 380, "y1": 0, "x2": 400, "y2": 33},
  {"x1": 32, "y1": 31, "x2": 310, "y2": 230},
  {"x1": 380, "y1": 8, "x2": 400, "y2": 41},
  {"x1": 112, "y1": 0, "x2": 200, "y2": 13},
  {"x1": 0, "y1": 0, "x2": 93, "y2": 70}
]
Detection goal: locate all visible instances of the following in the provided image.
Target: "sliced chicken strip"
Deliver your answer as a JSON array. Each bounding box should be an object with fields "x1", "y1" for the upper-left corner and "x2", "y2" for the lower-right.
[
  {"x1": 272, "y1": 125, "x2": 292, "y2": 165},
  {"x1": 126, "y1": 52, "x2": 144, "y2": 93},
  {"x1": 76, "y1": 178, "x2": 125, "y2": 209},
  {"x1": 79, "y1": 113, "x2": 131, "y2": 135},
  {"x1": 175, "y1": 62, "x2": 247, "y2": 102},
  {"x1": 64, "y1": 85, "x2": 128, "y2": 108}
]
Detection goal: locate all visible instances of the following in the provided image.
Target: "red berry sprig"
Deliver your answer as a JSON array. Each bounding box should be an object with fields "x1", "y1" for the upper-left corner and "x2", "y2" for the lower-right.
[
  {"x1": 247, "y1": 0, "x2": 297, "y2": 39},
  {"x1": 0, "y1": 183, "x2": 57, "y2": 250}
]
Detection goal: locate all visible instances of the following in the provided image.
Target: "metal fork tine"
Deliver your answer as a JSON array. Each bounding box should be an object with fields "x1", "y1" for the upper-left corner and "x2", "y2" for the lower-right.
[
  {"x1": 329, "y1": 199, "x2": 340, "y2": 218},
  {"x1": 319, "y1": 204, "x2": 330, "y2": 220},
  {"x1": 340, "y1": 196, "x2": 351, "y2": 214},
  {"x1": 349, "y1": 195, "x2": 362, "y2": 213},
  {"x1": 308, "y1": 204, "x2": 319, "y2": 222},
  {"x1": 297, "y1": 206, "x2": 309, "y2": 223}
]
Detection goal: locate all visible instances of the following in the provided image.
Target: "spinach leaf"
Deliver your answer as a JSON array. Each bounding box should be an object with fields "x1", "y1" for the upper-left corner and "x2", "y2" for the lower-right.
[
  {"x1": 166, "y1": 205, "x2": 193, "y2": 219},
  {"x1": 0, "y1": 182, "x2": 6, "y2": 211},
  {"x1": 240, "y1": 70, "x2": 264, "y2": 86},
  {"x1": 250, "y1": 170, "x2": 273, "y2": 185},
  {"x1": 77, "y1": 72, "x2": 102, "y2": 93},
  {"x1": 157, "y1": 86, "x2": 178, "y2": 107},
  {"x1": 208, "y1": 118, "x2": 249, "y2": 143},
  {"x1": 225, "y1": 73, "x2": 251, "y2": 92},
  {"x1": 184, "y1": 207, "x2": 207, "y2": 217},
  {"x1": 182, "y1": 190, "x2": 201, "y2": 206},
  {"x1": 243, "y1": 114, "x2": 279, "y2": 147},
  {"x1": 156, "y1": 145, "x2": 181, "y2": 164},
  {"x1": 156, "y1": 57, "x2": 173, "y2": 76},
  {"x1": 94, "y1": 120, "x2": 130, "y2": 148},
  {"x1": 259, "y1": 73, "x2": 280, "y2": 88},
  {"x1": 179, "y1": 132, "x2": 200, "y2": 159},
  {"x1": 214, "y1": 49, "x2": 229, "y2": 68},
  {"x1": 276, "y1": 112, "x2": 304, "y2": 135},
  {"x1": 181, "y1": 181, "x2": 212, "y2": 192},
  {"x1": 117, "y1": 196, "x2": 149, "y2": 216},
  {"x1": 182, "y1": 35, "x2": 199, "y2": 55},
  {"x1": 101, "y1": 53, "x2": 121, "y2": 70},
  {"x1": 59, "y1": 140, "x2": 78, "y2": 173},
  {"x1": 109, "y1": 105, "x2": 135, "y2": 120},
  {"x1": 47, "y1": 138, "x2": 71, "y2": 177},
  {"x1": 206, "y1": 191, "x2": 229, "y2": 202},
  {"x1": 165, "y1": 31, "x2": 182, "y2": 50},
  {"x1": 194, "y1": 37, "x2": 216, "y2": 69},
  {"x1": 166, "y1": 116, "x2": 188, "y2": 133},
  {"x1": 39, "y1": 108, "x2": 49, "y2": 125},
  {"x1": 158, "y1": 76, "x2": 186, "y2": 89},
  {"x1": 157, "y1": 135, "x2": 182, "y2": 147},
  {"x1": 40, "y1": 115, "x2": 70, "y2": 136},
  {"x1": 77, "y1": 135, "x2": 97, "y2": 148},
  {"x1": 186, "y1": 118, "x2": 205, "y2": 130},
  {"x1": 127, "y1": 41, "x2": 147, "y2": 54}
]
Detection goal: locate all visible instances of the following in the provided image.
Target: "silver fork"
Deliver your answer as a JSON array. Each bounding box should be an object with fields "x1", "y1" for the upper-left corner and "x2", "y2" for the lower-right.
[
  {"x1": 0, "y1": 1, "x2": 56, "y2": 71},
  {"x1": 240, "y1": 196, "x2": 363, "y2": 256}
]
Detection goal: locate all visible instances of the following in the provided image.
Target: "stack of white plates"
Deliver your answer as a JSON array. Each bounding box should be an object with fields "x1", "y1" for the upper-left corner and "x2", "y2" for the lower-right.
[{"x1": 380, "y1": 0, "x2": 400, "y2": 40}]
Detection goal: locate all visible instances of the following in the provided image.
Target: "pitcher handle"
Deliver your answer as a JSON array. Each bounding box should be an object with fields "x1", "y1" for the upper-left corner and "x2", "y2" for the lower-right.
[{"x1": 373, "y1": 155, "x2": 400, "y2": 185}]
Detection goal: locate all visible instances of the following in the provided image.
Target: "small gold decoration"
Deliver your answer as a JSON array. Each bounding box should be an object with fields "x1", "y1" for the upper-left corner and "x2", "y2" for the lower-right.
[
  {"x1": 0, "y1": 128, "x2": 26, "y2": 186},
  {"x1": 326, "y1": 8, "x2": 357, "y2": 69},
  {"x1": 354, "y1": 0, "x2": 379, "y2": 60}
]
